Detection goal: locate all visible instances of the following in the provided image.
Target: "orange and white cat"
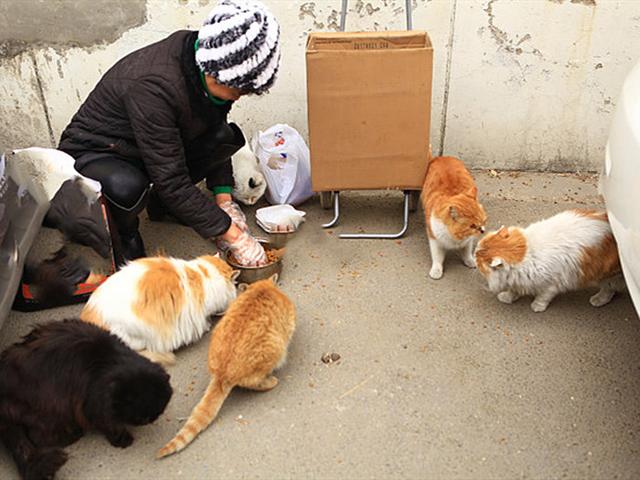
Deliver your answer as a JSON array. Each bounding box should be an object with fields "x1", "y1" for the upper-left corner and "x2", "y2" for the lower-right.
[
  {"x1": 157, "y1": 274, "x2": 295, "y2": 458},
  {"x1": 421, "y1": 156, "x2": 487, "y2": 279},
  {"x1": 475, "y1": 210, "x2": 624, "y2": 312},
  {"x1": 80, "y1": 254, "x2": 238, "y2": 365}
]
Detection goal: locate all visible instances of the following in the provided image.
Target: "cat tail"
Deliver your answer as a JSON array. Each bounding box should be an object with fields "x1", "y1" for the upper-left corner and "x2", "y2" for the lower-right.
[
  {"x1": 156, "y1": 377, "x2": 231, "y2": 459},
  {"x1": 1, "y1": 424, "x2": 68, "y2": 479},
  {"x1": 139, "y1": 350, "x2": 177, "y2": 367}
]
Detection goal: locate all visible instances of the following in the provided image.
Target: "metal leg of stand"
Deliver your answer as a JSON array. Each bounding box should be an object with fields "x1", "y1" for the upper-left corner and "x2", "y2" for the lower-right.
[
  {"x1": 339, "y1": 192, "x2": 410, "y2": 239},
  {"x1": 322, "y1": 191, "x2": 340, "y2": 228},
  {"x1": 405, "y1": 0, "x2": 413, "y2": 30},
  {"x1": 340, "y1": 0, "x2": 348, "y2": 31}
]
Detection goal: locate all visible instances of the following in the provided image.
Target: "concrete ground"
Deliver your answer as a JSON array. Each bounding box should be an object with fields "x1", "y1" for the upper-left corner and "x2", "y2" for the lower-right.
[{"x1": 1, "y1": 171, "x2": 639, "y2": 479}]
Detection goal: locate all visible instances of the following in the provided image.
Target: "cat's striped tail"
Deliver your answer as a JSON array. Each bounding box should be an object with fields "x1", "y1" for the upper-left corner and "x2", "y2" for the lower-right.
[{"x1": 157, "y1": 377, "x2": 231, "y2": 458}]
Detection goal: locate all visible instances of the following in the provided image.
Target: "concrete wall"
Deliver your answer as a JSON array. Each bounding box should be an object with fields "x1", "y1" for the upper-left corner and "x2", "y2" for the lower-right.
[{"x1": 1, "y1": 0, "x2": 639, "y2": 172}]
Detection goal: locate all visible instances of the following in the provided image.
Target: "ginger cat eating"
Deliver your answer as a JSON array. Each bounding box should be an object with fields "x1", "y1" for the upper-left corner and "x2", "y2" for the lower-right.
[
  {"x1": 421, "y1": 156, "x2": 487, "y2": 279},
  {"x1": 157, "y1": 274, "x2": 295, "y2": 458}
]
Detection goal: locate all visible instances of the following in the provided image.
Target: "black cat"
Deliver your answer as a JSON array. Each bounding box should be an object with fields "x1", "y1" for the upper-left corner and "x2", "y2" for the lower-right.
[{"x1": 0, "y1": 319, "x2": 172, "y2": 480}]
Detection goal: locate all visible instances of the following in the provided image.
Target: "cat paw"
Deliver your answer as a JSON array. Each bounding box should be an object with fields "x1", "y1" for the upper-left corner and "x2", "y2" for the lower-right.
[
  {"x1": 497, "y1": 291, "x2": 516, "y2": 304},
  {"x1": 257, "y1": 375, "x2": 279, "y2": 391},
  {"x1": 530, "y1": 301, "x2": 548, "y2": 313},
  {"x1": 26, "y1": 448, "x2": 68, "y2": 480},
  {"x1": 429, "y1": 265, "x2": 444, "y2": 280},
  {"x1": 590, "y1": 290, "x2": 615, "y2": 307},
  {"x1": 463, "y1": 257, "x2": 477, "y2": 269},
  {"x1": 108, "y1": 429, "x2": 133, "y2": 448}
]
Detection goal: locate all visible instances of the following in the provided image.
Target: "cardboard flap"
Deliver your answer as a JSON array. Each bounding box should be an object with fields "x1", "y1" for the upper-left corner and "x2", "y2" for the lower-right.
[{"x1": 307, "y1": 31, "x2": 432, "y2": 51}]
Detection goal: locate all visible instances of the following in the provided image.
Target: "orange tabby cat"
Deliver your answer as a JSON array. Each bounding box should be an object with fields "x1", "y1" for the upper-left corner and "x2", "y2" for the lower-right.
[
  {"x1": 475, "y1": 209, "x2": 624, "y2": 312},
  {"x1": 157, "y1": 274, "x2": 296, "y2": 458},
  {"x1": 421, "y1": 156, "x2": 487, "y2": 279}
]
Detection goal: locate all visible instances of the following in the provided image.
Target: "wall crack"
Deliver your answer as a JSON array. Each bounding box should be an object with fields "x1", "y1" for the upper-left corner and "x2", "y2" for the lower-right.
[
  {"x1": 439, "y1": 0, "x2": 458, "y2": 157},
  {"x1": 29, "y1": 52, "x2": 55, "y2": 147}
]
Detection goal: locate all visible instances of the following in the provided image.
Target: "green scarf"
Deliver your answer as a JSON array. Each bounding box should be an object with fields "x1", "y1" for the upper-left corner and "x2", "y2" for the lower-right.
[{"x1": 194, "y1": 39, "x2": 230, "y2": 106}]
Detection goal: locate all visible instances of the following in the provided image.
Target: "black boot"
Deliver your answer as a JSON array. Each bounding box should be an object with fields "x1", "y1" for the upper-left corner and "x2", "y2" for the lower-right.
[
  {"x1": 118, "y1": 230, "x2": 146, "y2": 262},
  {"x1": 107, "y1": 202, "x2": 147, "y2": 266}
]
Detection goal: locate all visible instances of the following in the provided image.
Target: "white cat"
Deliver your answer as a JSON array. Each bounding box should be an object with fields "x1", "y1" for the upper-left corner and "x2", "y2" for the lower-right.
[
  {"x1": 232, "y1": 145, "x2": 267, "y2": 205},
  {"x1": 80, "y1": 254, "x2": 238, "y2": 365},
  {"x1": 475, "y1": 209, "x2": 625, "y2": 312}
]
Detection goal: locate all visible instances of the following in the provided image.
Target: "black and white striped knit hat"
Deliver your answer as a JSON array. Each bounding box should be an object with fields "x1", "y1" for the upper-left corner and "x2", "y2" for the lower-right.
[{"x1": 196, "y1": 0, "x2": 281, "y2": 95}]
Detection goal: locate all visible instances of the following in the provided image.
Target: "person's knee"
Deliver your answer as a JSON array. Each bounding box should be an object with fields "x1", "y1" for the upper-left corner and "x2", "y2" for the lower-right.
[
  {"x1": 80, "y1": 160, "x2": 149, "y2": 212},
  {"x1": 104, "y1": 171, "x2": 149, "y2": 211}
]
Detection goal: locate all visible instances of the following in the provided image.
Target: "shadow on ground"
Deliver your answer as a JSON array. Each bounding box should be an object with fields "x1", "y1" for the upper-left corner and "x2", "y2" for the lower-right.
[{"x1": 0, "y1": 171, "x2": 638, "y2": 479}]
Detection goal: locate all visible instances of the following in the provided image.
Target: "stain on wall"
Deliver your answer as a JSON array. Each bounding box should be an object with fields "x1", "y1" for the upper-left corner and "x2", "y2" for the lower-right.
[
  {"x1": 0, "y1": 0, "x2": 147, "y2": 58},
  {"x1": 481, "y1": 0, "x2": 543, "y2": 59},
  {"x1": 549, "y1": 0, "x2": 597, "y2": 5}
]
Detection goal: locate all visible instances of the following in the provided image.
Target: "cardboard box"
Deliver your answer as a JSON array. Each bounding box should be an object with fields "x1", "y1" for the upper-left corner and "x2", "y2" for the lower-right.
[{"x1": 306, "y1": 31, "x2": 433, "y2": 192}]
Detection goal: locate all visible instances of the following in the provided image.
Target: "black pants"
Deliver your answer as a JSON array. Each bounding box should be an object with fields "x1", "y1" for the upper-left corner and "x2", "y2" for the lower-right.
[{"x1": 76, "y1": 123, "x2": 244, "y2": 259}]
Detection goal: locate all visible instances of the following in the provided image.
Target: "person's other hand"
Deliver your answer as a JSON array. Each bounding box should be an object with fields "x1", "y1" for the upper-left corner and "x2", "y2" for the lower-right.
[{"x1": 215, "y1": 222, "x2": 240, "y2": 254}]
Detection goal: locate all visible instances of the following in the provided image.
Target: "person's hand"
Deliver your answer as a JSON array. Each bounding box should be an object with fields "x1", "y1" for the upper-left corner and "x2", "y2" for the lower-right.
[
  {"x1": 224, "y1": 230, "x2": 267, "y2": 267},
  {"x1": 218, "y1": 200, "x2": 248, "y2": 233},
  {"x1": 215, "y1": 222, "x2": 241, "y2": 254}
]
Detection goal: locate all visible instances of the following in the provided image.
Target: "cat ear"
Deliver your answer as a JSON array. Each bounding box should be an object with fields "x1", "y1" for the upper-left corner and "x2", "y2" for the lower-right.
[
  {"x1": 490, "y1": 257, "x2": 504, "y2": 269},
  {"x1": 237, "y1": 283, "x2": 249, "y2": 293},
  {"x1": 214, "y1": 252, "x2": 221, "y2": 258},
  {"x1": 449, "y1": 206, "x2": 459, "y2": 220},
  {"x1": 269, "y1": 273, "x2": 279, "y2": 284},
  {"x1": 231, "y1": 270, "x2": 241, "y2": 282},
  {"x1": 497, "y1": 225, "x2": 508, "y2": 238}
]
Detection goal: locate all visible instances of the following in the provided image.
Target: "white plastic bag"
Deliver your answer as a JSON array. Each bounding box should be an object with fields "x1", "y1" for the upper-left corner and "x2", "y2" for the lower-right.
[
  {"x1": 252, "y1": 124, "x2": 313, "y2": 206},
  {"x1": 256, "y1": 204, "x2": 306, "y2": 233}
]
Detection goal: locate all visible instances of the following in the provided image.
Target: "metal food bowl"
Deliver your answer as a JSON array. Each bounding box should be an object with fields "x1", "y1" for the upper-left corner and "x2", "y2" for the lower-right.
[
  {"x1": 225, "y1": 240, "x2": 283, "y2": 284},
  {"x1": 264, "y1": 231, "x2": 295, "y2": 248}
]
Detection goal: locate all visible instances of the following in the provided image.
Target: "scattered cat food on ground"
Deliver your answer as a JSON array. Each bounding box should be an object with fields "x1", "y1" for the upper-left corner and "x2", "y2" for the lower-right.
[
  {"x1": 322, "y1": 352, "x2": 341, "y2": 364},
  {"x1": 235, "y1": 415, "x2": 249, "y2": 425}
]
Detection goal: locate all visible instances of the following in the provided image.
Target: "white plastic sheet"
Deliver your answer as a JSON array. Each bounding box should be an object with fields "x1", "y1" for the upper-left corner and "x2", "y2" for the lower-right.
[{"x1": 255, "y1": 204, "x2": 306, "y2": 233}]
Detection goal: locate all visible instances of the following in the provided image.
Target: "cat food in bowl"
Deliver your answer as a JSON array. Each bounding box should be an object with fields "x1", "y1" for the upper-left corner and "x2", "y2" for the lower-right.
[{"x1": 226, "y1": 241, "x2": 284, "y2": 284}]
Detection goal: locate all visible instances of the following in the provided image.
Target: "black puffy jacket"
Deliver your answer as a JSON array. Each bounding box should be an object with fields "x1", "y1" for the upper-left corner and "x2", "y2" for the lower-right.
[{"x1": 59, "y1": 30, "x2": 237, "y2": 238}]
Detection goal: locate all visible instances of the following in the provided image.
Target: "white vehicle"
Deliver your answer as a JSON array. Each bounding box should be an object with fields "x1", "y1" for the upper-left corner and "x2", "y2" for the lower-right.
[{"x1": 601, "y1": 60, "x2": 640, "y2": 316}]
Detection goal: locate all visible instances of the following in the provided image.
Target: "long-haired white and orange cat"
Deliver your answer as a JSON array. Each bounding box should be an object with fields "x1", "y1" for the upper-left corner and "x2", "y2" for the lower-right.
[
  {"x1": 421, "y1": 156, "x2": 487, "y2": 279},
  {"x1": 475, "y1": 210, "x2": 624, "y2": 312},
  {"x1": 157, "y1": 274, "x2": 296, "y2": 458},
  {"x1": 80, "y1": 254, "x2": 238, "y2": 365}
]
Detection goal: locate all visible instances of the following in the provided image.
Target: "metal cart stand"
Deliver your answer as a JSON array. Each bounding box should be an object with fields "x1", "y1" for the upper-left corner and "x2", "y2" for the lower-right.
[{"x1": 319, "y1": 0, "x2": 422, "y2": 239}]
